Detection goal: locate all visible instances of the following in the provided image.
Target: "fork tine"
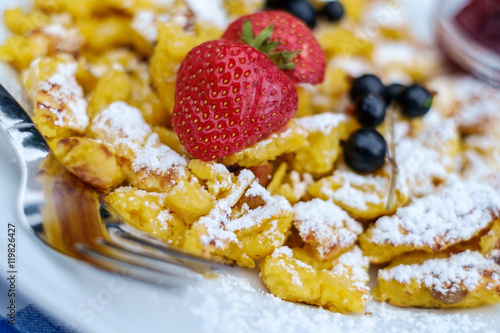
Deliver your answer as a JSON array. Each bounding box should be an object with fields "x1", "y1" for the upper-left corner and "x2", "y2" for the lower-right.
[
  {"x1": 98, "y1": 195, "x2": 228, "y2": 272},
  {"x1": 97, "y1": 238, "x2": 203, "y2": 279},
  {"x1": 107, "y1": 222, "x2": 226, "y2": 270},
  {"x1": 103, "y1": 227, "x2": 216, "y2": 276},
  {"x1": 76, "y1": 243, "x2": 199, "y2": 287}
]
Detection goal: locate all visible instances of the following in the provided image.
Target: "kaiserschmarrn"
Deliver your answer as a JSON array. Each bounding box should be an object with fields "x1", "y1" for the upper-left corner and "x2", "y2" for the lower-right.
[{"x1": 2, "y1": 0, "x2": 500, "y2": 314}]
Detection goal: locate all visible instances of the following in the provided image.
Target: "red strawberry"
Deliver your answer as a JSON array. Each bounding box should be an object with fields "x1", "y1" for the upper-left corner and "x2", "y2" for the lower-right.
[
  {"x1": 222, "y1": 10, "x2": 326, "y2": 85},
  {"x1": 172, "y1": 40, "x2": 298, "y2": 161}
]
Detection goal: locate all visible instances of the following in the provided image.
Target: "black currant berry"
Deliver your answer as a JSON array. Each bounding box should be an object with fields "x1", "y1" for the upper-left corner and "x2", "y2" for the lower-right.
[
  {"x1": 323, "y1": 1, "x2": 344, "y2": 22},
  {"x1": 355, "y1": 94, "x2": 387, "y2": 127},
  {"x1": 265, "y1": 0, "x2": 288, "y2": 9},
  {"x1": 349, "y1": 74, "x2": 385, "y2": 101},
  {"x1": 398, "y1": 84, "x2": 433, "y2": 118},
  {"x1": 384, "y1": 83, "x2": 406, "y2": 105},
  {"x1": 343, "y1": 128, "x2": 387, "y2": 173},
  {"x1": 284, "y1": 0, "x2": 317, "y2": 28}
]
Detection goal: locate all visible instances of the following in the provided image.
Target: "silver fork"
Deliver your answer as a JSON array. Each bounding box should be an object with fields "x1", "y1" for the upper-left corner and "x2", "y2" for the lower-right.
[{"x1": 0, "y1": 84, "x2": 222, "y2": 286}]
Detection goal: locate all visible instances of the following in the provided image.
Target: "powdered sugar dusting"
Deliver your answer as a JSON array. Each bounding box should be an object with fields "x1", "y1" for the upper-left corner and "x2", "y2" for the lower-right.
[
  {"x1": 39, "y1": 23, "x2": 83, "y2": 54},
  {"x1": 379, "y1": 251, "x2": 500, "y2": 295},
  {"x1": 462, "y1": 149, "x2": 500, "y2": 188},
  {"x1": 329, "y1": 56, "x2": 374, "y2": 77},
  {"x1": 295, "y1": 113, "x2": 348, "y2": 135},
  {"x1": 226, "y1": 182, "x2": 291, "y2": 232},
  {"x1": 396, "y1": 139, "x2": 451, "y2": 198},
  {"x1": 457, "y1": 99, "x2": 500, "y2": 131},
  {"x1": 271, "y1": 246, "x2": 315, "y2": 286},
  {"x1": 197, "y1": 170, "x2": 255, "y2": 247},
  {"x1": 272, "y1": 245, "x2": 294, "y2": 259},
  {"x1": 331, "y1": 246, "x2": 369, "y2": 291},
  {"x1": 276, "y1": 258, "x2": 304, "y2": 287},
  {"x1": 372, "y1": 42, "x2": 414, "y2": 67},
  {"x1": 393, "y1": 113, "x2": 459, "y2": 197},
  {"x1": 320, "y1": 165, "x2": 409, "y2": 211},
  {"x1": 132, "y1": 133, "x2": 187, "y2": 179},
  {"x1": 370, "y1": 180, "x2": 500, "y2": 247},
  {"x1": 428, "y1": 75, "x2": 500, "y2": 134},
  {"x1": 131, "y1": 11, "x2": 171, "y2": 43},
  {"x1": 289, "y1": 171, "x2": 313, "y2": 201},
  {"x1": 173, "y1": 270, "x2": 498, "y2": 333},
  {"x1": 197, "y1": 171, "x2": 291, "y2": 249},
  {"x1": 202, "y1": 161, "x2": 232, "y2": 195},
  {"x1": 293, "y1": 199, "x2": 363, "y2": 259},
  {"x1": 185, "y1": 0, "x2": 228, "y2": 28},
  {"x1": 244, "y1": 180, "x2": 269, "y2": 198},
  {"x1": 91, "y1": 102, "x2": 189, "y2": 184},
  {"x1": 42, "y1": 23, "x2": 70, "y2": 37},
  {"x1": 252, "y1": 125, "x2": 301, "y2": 150},
  {"x1": 364, "y1": 1, "x2": 405, "y2": 28},
  {"x1": 157, "y1": 210, "x2": 173, "y2": 231},
  {"x1": 37, "y1": 61, "x2": 89, "y2": 131},
  {"x1": 372, "y1": 41, "x2": 439, "y2": 71},
  {"x1": 90, "y1": 101, "x2": 151, "y2": 156},
  {"x1": 131, "y1": 7, "x2": 192, "y2": 44}
]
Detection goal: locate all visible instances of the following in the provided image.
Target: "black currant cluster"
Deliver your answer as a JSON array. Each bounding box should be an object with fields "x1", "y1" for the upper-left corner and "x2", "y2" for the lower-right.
[
  {"x1": 266, "y1": 0, "x2": 344, "y2": 29},
  {"x1": 343, "y1": 74, "x2": 433, "y2": 174}
]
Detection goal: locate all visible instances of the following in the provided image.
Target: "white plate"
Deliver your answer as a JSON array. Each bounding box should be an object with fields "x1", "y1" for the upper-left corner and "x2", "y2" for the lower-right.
[{"x1": 1, "y1": 1, "x2": 499, "y2": 332}]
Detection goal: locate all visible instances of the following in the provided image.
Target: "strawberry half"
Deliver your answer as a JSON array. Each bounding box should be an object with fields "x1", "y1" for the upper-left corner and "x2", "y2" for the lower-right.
[
  {"x1": 172, "y1": 40, "x2": 298, "y2": 161},
  {"x1": 222, "y1": 10, "x2": 326, "y2": 85}
]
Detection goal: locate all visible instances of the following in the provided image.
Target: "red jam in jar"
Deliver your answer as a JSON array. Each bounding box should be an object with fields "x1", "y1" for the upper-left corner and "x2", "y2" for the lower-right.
[{"x1": 455, "y1": 0, "x2": 500, "y2": 55}]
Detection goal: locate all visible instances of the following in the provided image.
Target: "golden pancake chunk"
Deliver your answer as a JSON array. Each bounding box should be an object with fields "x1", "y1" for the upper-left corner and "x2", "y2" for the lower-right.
[
  {"x1": 221, "y1": 120, "x2": 308, "y2": 168},
  {"x1": 360, "y1": 181, "x2": 500, "y2": 264},
  {"x1": 308, "y1": 164, "x2": 410, "y2": 220},
  {"x1": 268, "y1": 165, "x2": 314, "y2": 205},
  {"x1": 480, "y1": 219, "x2": 500, "y2": 266},
  {"x1": 375, "y1": 251, "x2": 500, "y2": 308},
  {"x1": 90, "y1": 102, "x2": 191, "y2": 190},
  {"x1": 222, "y1": 113, "x2": 352, "y2": 174},
  {"x1": 188, "y1": 159, "x2": 235, "y2": 197},
  {"x1": 0, "y1": 13, "x2": 83, "y2": 69},
  {"x1": 260, "y1": 246, "x2": 370, "y2": 313},
  {"x1": 371, "y1": 41, "x2": 442, "y2": 82},
  {"x1": 52, "y1": 136, "x2": 125, "y2": 191},
  {"x1": 23, "y1": 55, "x2": 89, "y2": 139},
  {"x1": 293, "y1": 199, "x2": 363, "y2": 261},
  {"x1": 106, "y1": 187, "x2": 188, "y2": 247},
  {"x1": 89, "y1": 101, "x2": 151, "y2": 159},
  {"x1": 185, "y1": 170, "x2": 292, "y2": 267},
  {"x1": 131, "y1": 4, "x2": 195, "y2": 55},
  {"x1": 394, "y1": 113, "x2": 460, "y2": 198},
  {"x1": 292, "y1": 113, "x2": 353, "y2": 176},
  {"x1": 428, "y1": 75, "x2": 500, "y2": 135}
]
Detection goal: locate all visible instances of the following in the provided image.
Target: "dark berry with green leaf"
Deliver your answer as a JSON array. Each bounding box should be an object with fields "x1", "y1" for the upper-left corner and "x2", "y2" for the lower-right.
[
  {"x1": 398, "y1": 84, "x2": 433, "y2": 118},
  {"x1": 343, "y1": 128, "x2": 387, "y2": 173}
]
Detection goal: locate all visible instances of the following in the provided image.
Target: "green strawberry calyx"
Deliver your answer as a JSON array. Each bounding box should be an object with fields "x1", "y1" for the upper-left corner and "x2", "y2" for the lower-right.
[{"x1": 240, "y1": 20, "x2": 300, "y2": 71}]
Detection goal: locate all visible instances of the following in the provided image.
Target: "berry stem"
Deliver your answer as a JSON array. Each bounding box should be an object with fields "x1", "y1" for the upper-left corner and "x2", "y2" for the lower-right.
[
  {"x1": 386, "y1": 106, "x2": 399, "y2": 211},
  {"x1": 240, "y1": 20, "x2": 300, "y2": 70}
]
